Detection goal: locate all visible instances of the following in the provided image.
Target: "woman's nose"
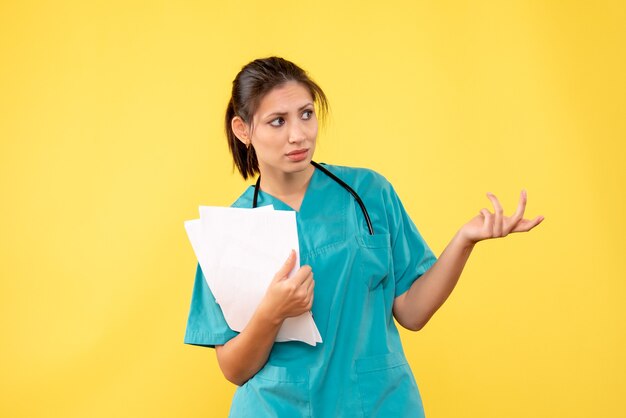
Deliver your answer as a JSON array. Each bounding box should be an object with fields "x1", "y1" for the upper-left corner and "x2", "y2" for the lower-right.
[{"x1": 288, "y1": 125, "x2": 306, "y2": 143}]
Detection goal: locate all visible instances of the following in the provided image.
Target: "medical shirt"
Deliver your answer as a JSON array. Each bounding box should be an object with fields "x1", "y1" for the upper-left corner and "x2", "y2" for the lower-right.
[{"x1": 185, "y1": 164, "x2": 437, "y2": 417}]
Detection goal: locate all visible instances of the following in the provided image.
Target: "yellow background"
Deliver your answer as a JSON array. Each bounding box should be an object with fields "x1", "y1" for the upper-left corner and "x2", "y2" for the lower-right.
[{"x1": 1, "y1": 1, "x2": 624, "y2": 417}]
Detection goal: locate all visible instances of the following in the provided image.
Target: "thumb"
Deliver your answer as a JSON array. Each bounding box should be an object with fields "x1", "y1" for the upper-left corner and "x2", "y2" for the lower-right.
[{"x1": 274, "y1": 249, "x2": 296, "y2": 281}]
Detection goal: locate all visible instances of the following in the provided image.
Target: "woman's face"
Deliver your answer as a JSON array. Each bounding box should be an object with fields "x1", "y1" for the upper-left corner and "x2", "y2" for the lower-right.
[{"x1": 248, "y1": 81, "x2": 318, "y2": 178}]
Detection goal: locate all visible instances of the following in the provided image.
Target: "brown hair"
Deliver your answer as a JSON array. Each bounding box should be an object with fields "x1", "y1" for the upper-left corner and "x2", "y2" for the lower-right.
[{"x1": 225, "y1": 57, "x2": 329, "y2": 179}]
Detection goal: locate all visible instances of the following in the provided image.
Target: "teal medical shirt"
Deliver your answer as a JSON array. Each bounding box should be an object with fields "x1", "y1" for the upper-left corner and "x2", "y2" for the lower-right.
[{"x1": 185, "y1": 164, "x2": 437, "y2": 417}]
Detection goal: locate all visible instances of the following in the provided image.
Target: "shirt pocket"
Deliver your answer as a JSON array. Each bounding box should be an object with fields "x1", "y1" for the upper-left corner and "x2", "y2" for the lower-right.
[
  {"x1": 355, "y1": 352, "x2": 424, "y2": 417},
  {"x1": 229, "y1": 365, "x2": 311, "y2": 418},
  {"x1": 356, "y1": 233, "x2": 391, "y2": 290}
]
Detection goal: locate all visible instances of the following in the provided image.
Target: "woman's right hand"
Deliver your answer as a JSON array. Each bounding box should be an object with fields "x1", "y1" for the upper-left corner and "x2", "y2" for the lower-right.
[
  {"x1": 216, "y1": 250, "x2": 314, "y2": 385},
  {"x1": 259, "y1": 250, "x2": 314, "y2": 324}
]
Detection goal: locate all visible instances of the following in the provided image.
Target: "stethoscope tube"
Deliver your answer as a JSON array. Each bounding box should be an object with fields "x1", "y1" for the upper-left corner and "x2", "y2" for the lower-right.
[{"x1": 252, "y1": 161, "x2": 374, "y2": 235}]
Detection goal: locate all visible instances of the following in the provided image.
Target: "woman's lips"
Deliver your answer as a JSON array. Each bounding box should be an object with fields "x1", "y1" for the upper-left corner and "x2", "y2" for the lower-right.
[{"x1": 286, "y1": 149, "x2": 309, "y2": 162}]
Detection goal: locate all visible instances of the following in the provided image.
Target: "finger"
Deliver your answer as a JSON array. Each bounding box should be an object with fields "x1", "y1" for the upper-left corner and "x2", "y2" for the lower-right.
[
  {"x1": 486, "y1": 193, "x2": 504, "y2": 236},
  {"x1": 504, "y1": 189, "x2": 527, "y2": 234},
  {"x1": 293, "y1": 275, "x2": 313, "y2": 306},
  {"x1": 305, "y1": 281, "x2": 315, "y2": 309},
  {"x1": 304, "y1": 278, "x2": 315, "y2": 301},
  {"x1": 480, "y1": 208, "x2": 493, "y2": 236},
  {"x1": 274, "y1": 249, "x2": 297, "y2": 281},
  {"x1": 290, "y1": 265, "x2": 313, "y2": 288},
  {"x1": 512, "y1": 215, "x2": 545, "y2": 233},
  {"x1": 306, "y1": 293, "x2": 314, "y2": 310},
  {"x1": 301, "y1": 272, "x2": 314, "y2": 294}
]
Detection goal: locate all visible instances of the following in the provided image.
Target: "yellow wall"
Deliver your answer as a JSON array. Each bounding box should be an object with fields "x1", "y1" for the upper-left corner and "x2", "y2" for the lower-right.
[{"x1": 1, "y1": 1, "x2": 624, "y2": 417}]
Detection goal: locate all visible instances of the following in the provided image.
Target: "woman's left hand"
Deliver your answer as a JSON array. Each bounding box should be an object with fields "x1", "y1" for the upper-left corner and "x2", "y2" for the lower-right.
[{"x1": 458, "y1": 190, "x2": 544, "y2": 245}]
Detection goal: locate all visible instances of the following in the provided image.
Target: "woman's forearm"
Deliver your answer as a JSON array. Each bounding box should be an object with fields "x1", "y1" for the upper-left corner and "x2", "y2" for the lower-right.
[
  {"x1": 393, "y1": 189, "x2": 543, "y2": 331},
  {"x1": 215, "y1": 303, "x2": 283, "y2": 386},
  {"x1": 393, "y1": 231, "x2": 475, "y2": 331}
]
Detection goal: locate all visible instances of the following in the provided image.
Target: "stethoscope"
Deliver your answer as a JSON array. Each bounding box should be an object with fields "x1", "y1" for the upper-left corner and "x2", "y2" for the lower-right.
[{"x1": 252, "y1": 161, "x2": 375, "y2": 235}]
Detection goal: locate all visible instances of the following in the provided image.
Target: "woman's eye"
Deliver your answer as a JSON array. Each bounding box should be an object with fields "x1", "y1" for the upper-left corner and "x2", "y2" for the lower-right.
[
  {"x1": 302, "y1": 110, "x2": 314, "y2": 120},
  {"x1": 269, "y1": 117, "x2": 285, "y2": 127}
]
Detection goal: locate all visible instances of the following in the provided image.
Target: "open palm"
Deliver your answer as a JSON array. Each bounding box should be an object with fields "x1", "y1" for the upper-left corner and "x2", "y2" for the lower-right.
[{"x1": 459, "y1": 190, "x2": 544, "y2": 244}]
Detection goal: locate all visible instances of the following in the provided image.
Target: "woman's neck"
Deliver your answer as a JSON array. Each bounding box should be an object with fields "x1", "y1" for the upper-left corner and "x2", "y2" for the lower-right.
[{"x1": 258, "y1": 164, "x2": 315, "y2": 211}]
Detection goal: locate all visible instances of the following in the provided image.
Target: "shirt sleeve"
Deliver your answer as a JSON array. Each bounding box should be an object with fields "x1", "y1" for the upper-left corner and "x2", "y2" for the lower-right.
[
  {"x1": 385, "y1": 182, "x2": 438, "y2": 298},
  {"x1": 184, "y1": 263, "x2": 239, "y2": 348}
]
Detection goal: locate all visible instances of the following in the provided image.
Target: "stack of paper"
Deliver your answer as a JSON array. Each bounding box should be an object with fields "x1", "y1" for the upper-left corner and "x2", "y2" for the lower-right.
[{"x1": 184, "y1": 205, "x2": 322, "y2": 346}]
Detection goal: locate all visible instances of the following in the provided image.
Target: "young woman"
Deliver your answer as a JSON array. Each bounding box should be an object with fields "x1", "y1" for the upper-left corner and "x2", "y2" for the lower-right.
[{"x1": 185, "y1": 57, "x2": 543, "y2": 417}]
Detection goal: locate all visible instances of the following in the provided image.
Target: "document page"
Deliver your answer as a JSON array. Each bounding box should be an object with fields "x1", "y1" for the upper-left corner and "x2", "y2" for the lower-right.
[{"x1": 185, "y1": 205, "x2": 322, "y2": 346}]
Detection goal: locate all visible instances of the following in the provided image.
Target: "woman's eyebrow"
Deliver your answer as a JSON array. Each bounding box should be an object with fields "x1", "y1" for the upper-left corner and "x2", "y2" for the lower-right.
[{"x1": 263, "y1": 103, "x2": 314, "y2": 119}]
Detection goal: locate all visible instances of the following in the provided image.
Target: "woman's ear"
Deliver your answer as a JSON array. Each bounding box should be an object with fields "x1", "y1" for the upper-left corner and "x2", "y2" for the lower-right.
[{"x1": 231, "y1": 117, "x2": 250, "y2": 146}]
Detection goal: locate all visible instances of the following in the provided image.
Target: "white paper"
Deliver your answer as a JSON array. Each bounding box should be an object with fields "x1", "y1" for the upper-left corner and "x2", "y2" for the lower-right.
[{"x1": 185, "y1": 205, "x2": 322, "y2": 346}]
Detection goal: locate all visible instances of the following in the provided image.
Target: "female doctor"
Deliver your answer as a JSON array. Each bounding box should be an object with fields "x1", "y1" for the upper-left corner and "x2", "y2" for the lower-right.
[{"x1": 185, "y1": 57, "x2": 544, "y2": 417}]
